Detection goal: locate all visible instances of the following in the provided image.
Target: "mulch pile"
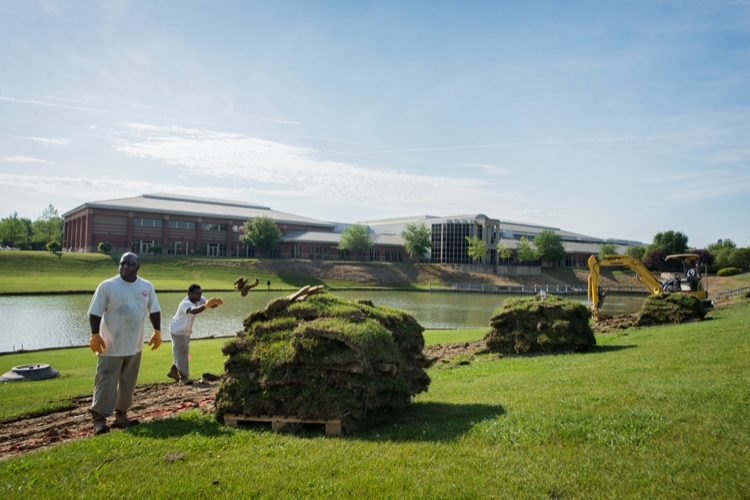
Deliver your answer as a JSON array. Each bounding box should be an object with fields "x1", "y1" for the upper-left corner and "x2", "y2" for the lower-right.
[
  {"x1": 635, "y1": 293, "x2": 706, "y2": 325},
  {"x1": 484, "y1": 295, "x2": 596, "y2": 354},
  {"x1": 214, "y1": 287, "x2": 431, "y2": 431}
]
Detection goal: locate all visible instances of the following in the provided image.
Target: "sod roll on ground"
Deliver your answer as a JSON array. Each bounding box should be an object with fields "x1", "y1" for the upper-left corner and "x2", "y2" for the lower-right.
[
  {"x1": 635, "y1": 292, "x2": 707, "y2": 325},
  {"x1": 484, "y1": 295, "x2": 596, "y2": 354}
]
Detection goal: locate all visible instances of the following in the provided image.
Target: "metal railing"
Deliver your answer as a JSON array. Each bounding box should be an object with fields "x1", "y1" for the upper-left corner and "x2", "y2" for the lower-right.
[
  {"x1": 714, "y1": 285, "x2": 750, "y2": 300},
  {"x1": 428, "y1": 282, "x2": 650, "y2": 296}
]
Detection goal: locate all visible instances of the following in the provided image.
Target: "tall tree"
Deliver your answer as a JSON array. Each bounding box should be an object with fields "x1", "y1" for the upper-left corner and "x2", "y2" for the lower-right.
[
  {"x1": 728, "y1": 247, "x2": 750, "y2": 270},
  {"x1": 465, "y1": 236, "x2": 488, "y2": 263},
  {"x1": 240, "y1": 215, "x2": 282, "y2": 252},
  {"x1": 706, "y1": 239, "x2": 736, "y2": 269},
  {"x1": 400, "y1": 223, "x2": 432, "y2": 262},
  {"x1": 497, "y1": 242, "x2": 513, "y2": 262},
  {"x1": 516, "y1": 236, "x2": 536, "y2": 262},
  {"x1": 533, "y1": 229, "x2": 566, "y2": 264},
  {"x1": 648, "y1": 230, "x2": 689, "y2": 255},
  {"x1": 689, "y1": 248, "x2": 714, "y2": 267},
  {"x1": 643, "y1": 249, "x2": 668, "y2": 271},
  {"x1": 32, "y1": 204, "x2": 63, "y2": 245},
  {"x1": 707, "y1": 238, "x2": 736, "y2": 253},
  {"x1": 625, "y1": 245, "x2": 647, "y2": 261},
  {"x1": 598, "y1": 242, "x2": 618, "y2": 260},
  {"x1": 0, "y1": 213, "x2": 29, "y2": 248},
  {"x1": 338, "y1": 224, "x2": 372, "y2": 260}
]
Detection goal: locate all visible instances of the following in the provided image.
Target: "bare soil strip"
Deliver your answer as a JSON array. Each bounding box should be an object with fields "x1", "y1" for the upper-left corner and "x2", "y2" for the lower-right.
[{"x1": 0, "y1": 381, "x2": 218, "y2": 461}]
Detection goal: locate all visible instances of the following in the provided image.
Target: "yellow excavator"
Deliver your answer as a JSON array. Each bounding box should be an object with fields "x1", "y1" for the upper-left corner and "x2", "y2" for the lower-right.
[{"x1": 587, "y1": 253, "x2": 711, "y2": 319}]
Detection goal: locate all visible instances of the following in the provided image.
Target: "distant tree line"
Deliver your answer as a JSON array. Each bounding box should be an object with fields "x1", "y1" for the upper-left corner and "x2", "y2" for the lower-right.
[
  {"x1": 619, "y1": 230, "x2": 749, "y2": 273},
  {"x1": 0, "y1": 205, "x2": 63, "y2": 251}
]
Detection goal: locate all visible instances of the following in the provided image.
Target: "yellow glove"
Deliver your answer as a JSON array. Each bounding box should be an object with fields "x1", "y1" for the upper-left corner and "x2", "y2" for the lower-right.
[
  {"x1": 148, "y1": 330, "x2": 162, "y2": 350},
  {"x1": 205, "y1": 297, "x2": 223, "y2": 308},
  {"x1": 89, "y1": 334, "x2": 106, "y2": 354}
]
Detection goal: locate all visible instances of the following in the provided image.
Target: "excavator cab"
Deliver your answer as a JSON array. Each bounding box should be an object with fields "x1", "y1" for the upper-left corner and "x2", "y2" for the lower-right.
[{"x1": 663, "y1": 254, "x2": 704, "y2": 294}]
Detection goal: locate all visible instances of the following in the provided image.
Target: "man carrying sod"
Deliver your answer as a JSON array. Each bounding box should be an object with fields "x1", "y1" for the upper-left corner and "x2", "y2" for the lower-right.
[
  {"x1": 167, "y1": 284, "x2": 222, "y2": 385},
  {"x1": 88, "y1": 252, "x2": 162, "y2": 435}
]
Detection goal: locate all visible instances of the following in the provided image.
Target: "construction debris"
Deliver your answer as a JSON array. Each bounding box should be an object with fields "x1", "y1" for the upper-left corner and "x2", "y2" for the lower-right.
[
  {"x1": 234, "y1": 277, "x2": 260, "y2": 297},
  {"x1": 484, "y1": 295, "x2": 596, "y2": 354},
  {"x1": 635, "y1": 293, "x2": 706, "y2": 326},
  {"x1": 214, "y1": 288, "x2": 431, "y2": 431}
]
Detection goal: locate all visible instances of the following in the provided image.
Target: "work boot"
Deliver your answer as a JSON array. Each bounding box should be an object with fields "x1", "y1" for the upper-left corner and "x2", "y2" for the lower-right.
[
  {"x1": 93, "y1": 421, "x2": 110, "y2": 435},
  {"x1": 167, "y1": 364, "x2": 179, "y2": 382},
  {"x1": 179, "y1": 375, "x2": 193, "y2": 386},
  {"x1": 90, "y1": 409, "x2": 110, "y2": 435},
  {"x1": 111, "y1": 410, "x2": 140, "y2": 429}
]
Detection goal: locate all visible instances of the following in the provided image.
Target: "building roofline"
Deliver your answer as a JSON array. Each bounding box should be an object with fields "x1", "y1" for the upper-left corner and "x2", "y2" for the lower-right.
[
  {"x1": 143, "y1": 193, "x2": 271, "y2": 210},
  {"x1": 61, "y1": 194, "x2": 334, "y2": 228}
]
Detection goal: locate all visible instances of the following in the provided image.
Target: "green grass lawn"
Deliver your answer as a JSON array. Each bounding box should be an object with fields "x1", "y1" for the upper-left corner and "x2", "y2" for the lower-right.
[
  {"x1": 0, "y1": 329, "x2": 485, "y2": 419},
  {"x1": 0, "y1": 251, "x2": 321, "y2": 292},
  {"x1": 1, "y1": 301, "x2": 748, "y2": 498}
]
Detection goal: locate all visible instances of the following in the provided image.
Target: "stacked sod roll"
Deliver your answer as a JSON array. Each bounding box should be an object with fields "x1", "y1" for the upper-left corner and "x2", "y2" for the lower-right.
[
  {"x1": 215, "y1": 289, "x2": 431, "y2": 431},
  {"x1": 484, "y1": 295, "x2": 596, "y2": 354}
]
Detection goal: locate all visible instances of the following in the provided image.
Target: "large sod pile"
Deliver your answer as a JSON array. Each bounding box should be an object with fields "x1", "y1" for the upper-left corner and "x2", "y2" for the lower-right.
[
  {"x1": 214, "y1": 289, "x2": 431, "y2": 431},
  {"x1": 635, "y1": 293, "x2": 706, "y2": 326},
  {"x1": 484, "y1": 295, "x2": 596, "y2": 354}
]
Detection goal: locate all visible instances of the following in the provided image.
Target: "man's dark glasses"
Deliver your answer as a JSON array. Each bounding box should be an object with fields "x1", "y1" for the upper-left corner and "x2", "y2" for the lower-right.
[{"x1": 119, "y1": 261, "x2": 138, "y2": 266}]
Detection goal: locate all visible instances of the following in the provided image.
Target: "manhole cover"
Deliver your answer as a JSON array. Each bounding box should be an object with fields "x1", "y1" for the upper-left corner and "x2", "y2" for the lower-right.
[{"x1": 1, "y1": 363, "x2": 60, "y2": 382}]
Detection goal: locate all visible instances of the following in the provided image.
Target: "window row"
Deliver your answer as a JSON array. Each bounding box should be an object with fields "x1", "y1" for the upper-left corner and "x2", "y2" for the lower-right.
[
  {"x1": 169, "y1": 220, "x2": 196, "y2": 229},
  {"x1": 202, "y1": 223, "x2": 228, "y2": 231},
  {"x1": 133, "y1": 218, "x2": 163, "y2": 227}
]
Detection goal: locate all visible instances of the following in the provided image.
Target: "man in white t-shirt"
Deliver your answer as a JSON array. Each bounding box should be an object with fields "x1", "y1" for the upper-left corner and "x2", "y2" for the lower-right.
[
  {"x1": 167, "y1": 284, "x2": 222, "y2": 385},
  {"x1": 87, "y1": 252, "x2": 162, "y2": 435}
]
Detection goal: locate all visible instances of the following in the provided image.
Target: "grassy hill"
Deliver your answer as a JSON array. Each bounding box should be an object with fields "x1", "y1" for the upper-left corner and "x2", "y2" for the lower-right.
[{"x1": 1, "y1": 250, "x2": 748, "y2": 294}]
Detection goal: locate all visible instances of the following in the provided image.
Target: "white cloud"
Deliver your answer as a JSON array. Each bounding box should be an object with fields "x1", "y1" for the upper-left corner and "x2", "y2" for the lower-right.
[
  {"x1": 462, "y1": 163, "x2": 512, "y2": 175},
  {"x1": 656, "y1": 168, "x2": 750, "y2": 201},
  {"x1": 0, "y1": 173, "x2": 258, "y2": 203},
  {"x1": 25, "y1": 137, "x2": 69, "y2": 146},
  {"x1": 112, "y1": 124, "x2": 496, "y2": 211},
  {"x1": 2, "y1": 156, "x2": 51, "y2": 163},
  {"x1": 258, "y1": 117, "x2": 302, "y2": 125}
]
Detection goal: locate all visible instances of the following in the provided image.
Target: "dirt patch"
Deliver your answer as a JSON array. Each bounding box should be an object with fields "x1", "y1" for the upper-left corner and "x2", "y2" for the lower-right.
[
  {"x1": 423, "y1": 340, "x2": 488, "y2": 364},
  {"x1": 591, "y1": 313, "x2": 639, "y2": 334},
  {"x1": 0, "y1": 379, "x2": 218, "y2": 461}
]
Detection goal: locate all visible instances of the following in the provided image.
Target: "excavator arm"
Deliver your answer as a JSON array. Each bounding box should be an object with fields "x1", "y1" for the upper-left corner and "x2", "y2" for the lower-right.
[{"x1": 588, "y1": 254, "x2": 663, "y2": 319}]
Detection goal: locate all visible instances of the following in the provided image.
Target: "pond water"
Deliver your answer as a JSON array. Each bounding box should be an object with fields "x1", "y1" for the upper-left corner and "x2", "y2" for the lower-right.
[{"x1": 0, "y1": 290, "x2": 645, "y2": 352}]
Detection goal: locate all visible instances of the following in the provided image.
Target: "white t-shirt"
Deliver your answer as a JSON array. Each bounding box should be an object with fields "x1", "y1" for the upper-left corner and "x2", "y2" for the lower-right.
[
  {"x1": 170, "y1": 295, "x2": 206, "y2": 336},
  {"x1": 88, "y1": 276, "x2": 161, "y2": 357}
]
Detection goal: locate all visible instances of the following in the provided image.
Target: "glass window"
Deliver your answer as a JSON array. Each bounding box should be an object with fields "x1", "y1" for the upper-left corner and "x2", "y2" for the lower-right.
[
  {"x1": 169, "y1": 220, "x2": 195, "y2": 229},
  {"x1": 134, "y1": 218, "x2": 162, "y2": 227},
  {"x1": 202, "y1": 223, "x2": 228, "y2": 231}
]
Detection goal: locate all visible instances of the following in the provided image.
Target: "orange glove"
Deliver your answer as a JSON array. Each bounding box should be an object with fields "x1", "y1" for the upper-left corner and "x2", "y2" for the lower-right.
[
  {"x1": 89, "y1": 334, "x2": 106, "y2": 354},
  {"x1": 148, "y1": 330, "x2": 162, "y2": 350},
  {"x1": 205, "y1": 297, "x2": 223, "y2": 308}
]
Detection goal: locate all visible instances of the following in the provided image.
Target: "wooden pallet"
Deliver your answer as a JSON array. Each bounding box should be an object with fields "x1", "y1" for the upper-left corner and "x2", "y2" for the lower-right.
[{"x1": 223, "y1": 414, "x2": 342, "y2": 435}]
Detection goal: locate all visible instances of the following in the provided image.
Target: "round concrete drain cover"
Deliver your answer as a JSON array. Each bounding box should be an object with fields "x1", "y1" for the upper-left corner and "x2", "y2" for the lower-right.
[{"x1": 1, "y1": 363, "x2": 60, "y2": 382}]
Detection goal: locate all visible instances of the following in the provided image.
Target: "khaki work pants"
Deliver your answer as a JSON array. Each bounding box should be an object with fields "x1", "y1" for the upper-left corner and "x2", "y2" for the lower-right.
[
  {"x1": 91, "y1": 351, "x2": 142, "y2": 417},
  {"x1": 171, "y1": 333, "x2": 191, "y2": 378}
]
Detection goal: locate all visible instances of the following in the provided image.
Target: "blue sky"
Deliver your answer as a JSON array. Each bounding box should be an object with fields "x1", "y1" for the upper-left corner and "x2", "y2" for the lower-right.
[{"x1": 1, "y1": 0, "x2": 748, "y2": 248}]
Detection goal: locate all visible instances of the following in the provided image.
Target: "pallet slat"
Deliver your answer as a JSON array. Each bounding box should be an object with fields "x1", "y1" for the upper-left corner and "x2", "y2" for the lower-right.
[{"x1": 223, "y1": 413, "x2": 342, "y2": 435}]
